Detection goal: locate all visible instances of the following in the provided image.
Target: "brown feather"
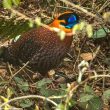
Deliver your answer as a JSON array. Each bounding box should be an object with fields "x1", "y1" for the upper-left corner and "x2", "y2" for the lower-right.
[{"x1": 4, "y1": 27, "x2": 73, "y2": 74}]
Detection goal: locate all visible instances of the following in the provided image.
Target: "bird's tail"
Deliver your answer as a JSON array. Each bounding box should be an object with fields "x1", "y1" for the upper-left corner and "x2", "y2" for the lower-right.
[
  {"x1": 0, "y1": 46, "x2": 19, "y2": 65},
  {"x1": 0, "y1": 46, "x2": 8, "y2": 59}
]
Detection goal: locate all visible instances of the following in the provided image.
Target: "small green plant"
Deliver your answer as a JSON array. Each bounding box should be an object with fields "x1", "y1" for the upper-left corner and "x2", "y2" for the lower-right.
[{"x1": 3, "y1": 0, "x2": 21, "y2": 9}]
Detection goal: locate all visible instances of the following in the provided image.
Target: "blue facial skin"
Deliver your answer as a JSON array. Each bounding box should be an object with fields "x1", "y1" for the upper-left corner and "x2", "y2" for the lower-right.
[
  {"x1": 64, "y1": 15, "x2": 78, "y2": 29},
  {"x1": 58, "y1": 13, "x2": 79, "y2": 29}
]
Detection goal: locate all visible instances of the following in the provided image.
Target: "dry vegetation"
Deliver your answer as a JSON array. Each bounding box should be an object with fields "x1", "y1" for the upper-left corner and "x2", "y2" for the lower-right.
[{"x1": 0, "y1": 0, "x2": 110, "y2": 110}]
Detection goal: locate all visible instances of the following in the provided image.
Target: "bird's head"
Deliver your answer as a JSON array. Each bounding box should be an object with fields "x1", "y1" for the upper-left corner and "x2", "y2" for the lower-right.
[{"x1": 49, "y1": 11, "x2": 79, "y2": 34}]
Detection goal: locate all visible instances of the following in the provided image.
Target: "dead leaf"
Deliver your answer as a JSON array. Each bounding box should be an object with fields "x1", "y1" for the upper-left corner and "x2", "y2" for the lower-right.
[
  {"x1": 0, "y1": 69, "x2": 7, "y2": 77},
  {"x1": 48, "y1": 70, "x2": 55, "y2": 78},
  {"x1": 80, "y1": 52, "x2": 94, "y2": 61}
]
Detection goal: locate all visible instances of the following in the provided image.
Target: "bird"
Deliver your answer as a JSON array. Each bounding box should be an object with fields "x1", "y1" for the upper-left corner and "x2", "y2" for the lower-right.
[{"x1": 2, "y1": 11, "x2": 79, "y2": 75}]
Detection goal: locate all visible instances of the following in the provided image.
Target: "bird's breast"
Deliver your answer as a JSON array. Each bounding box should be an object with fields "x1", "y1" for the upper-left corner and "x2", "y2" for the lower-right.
[{"x1": 5, "y1": 27, "x2": 73, "y2": 73}]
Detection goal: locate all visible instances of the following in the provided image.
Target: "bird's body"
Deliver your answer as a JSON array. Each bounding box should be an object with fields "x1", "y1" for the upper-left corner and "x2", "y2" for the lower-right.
[{"x1": 3, "y1": 12, "x2": 79, "y2": 75}]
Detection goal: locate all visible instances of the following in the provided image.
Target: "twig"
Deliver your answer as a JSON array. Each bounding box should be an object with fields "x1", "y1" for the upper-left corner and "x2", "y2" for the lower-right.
[
  {"x1": 10, "y1": 8, "x2": 30, "y2": 20},
  {"x1": 9, "y1": 61, "x2": 29, "y2": 81},
  {"x1": 89, "y1": 46, "x2": 100, "y2": 67},
  {"x1": 7, "y1": 63, "x2": 13, "y2": 76},
  {"x1": 10, "y1": 8, "x2": 53, "y2": 31},
  {"x1": 90, "y1": 75, "x2": 110, "y2": 79},
  {"x1": 59, "y1": 0, "x2": 98, "y2": 18},
  {"x1": 49, "y1": 95, "x2": 66, "y2": 99},
  {"x1": 98, "y1": 0, "x2": 110, "y2": 13},
  {"x1": 0, "y1": 95, "x2": 57, "y2": 108}
]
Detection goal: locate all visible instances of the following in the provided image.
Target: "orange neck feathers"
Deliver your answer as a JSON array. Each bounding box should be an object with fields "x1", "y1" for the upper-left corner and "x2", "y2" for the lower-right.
[
  {"x1": 49, "y1": 19, "x2": 72, "y2": 33},
  {"x1": 49, "y1": 11, "x2": 79, "y2": 33}
]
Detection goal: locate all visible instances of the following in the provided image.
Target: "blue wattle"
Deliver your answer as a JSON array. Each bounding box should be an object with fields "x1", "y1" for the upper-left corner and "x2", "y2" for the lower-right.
[{"x1": 65, "y1": 23, "x2": 76, "y2": 29}]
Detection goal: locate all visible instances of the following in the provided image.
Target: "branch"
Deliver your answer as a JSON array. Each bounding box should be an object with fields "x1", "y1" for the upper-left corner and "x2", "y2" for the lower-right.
[
  {"x1": 59, "y1": 0, "x2": 98, "y2": 18},
  {"x1": 0, "y1": 95, "x2": 58, "y2": 108}
]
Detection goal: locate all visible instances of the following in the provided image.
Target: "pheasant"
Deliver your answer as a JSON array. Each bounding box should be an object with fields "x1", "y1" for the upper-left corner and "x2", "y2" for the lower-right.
[{"x1": 2, "y1": 11, "x2": 79, "y2": 75}]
